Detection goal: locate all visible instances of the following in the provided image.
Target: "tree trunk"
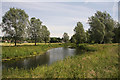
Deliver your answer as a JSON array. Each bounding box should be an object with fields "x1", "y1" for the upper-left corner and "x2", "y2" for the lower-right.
[
  {"x1": 34, "y1": 35, "x2": 37, "y2": 46},
  {"x1": 49, "y1": 41, "x2": 50, "y2": 45},
  {"x1": 35, "y1": 39, "x2": 36, "y2": 46},
  {"x1": 45, "y1": 40, "x2": 46, "y2": 44},
  {"x1": 45, "y1": 39, "x2": 46, "y2": 45},
  {"x1": 15, "y1": 38, "x2": 16, "y2": 46}
]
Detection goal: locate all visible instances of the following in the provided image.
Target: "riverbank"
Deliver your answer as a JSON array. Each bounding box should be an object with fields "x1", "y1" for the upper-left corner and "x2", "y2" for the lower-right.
[
  {"x1": 3, "y1": 44, "x2": 119, "y2": 78},
  {"x1": 2, "y1": 43, "x2": 63, "y2": 61}
]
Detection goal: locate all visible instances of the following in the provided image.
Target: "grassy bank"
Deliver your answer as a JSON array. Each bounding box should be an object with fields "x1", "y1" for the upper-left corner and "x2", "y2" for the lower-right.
[
  {"x1": 2, "y1": 43, "x2": 63, "y2": 61},
  {"x1": 3, "y1": 44, "x2": 119, "y2": 78}
]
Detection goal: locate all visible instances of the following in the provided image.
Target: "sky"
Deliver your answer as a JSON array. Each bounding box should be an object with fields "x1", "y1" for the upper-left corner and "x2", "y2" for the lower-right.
[{"x1": 0, "y1": 0, "x2": 119, "y2": 38}]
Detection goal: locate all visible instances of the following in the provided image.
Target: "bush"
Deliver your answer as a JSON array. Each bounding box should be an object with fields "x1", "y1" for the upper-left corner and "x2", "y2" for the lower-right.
[{"x1": 78, "y1": 44, "x2": 97, "y2": 51}]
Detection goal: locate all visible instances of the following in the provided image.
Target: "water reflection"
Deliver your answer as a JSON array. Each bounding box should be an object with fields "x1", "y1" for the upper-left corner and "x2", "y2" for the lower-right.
[
  {"x1": 48, "y1": 47, "x2": 75, "y2": 65},
  {"x1": 3, "y1": 47, "x2": 77, "y2": 69}
]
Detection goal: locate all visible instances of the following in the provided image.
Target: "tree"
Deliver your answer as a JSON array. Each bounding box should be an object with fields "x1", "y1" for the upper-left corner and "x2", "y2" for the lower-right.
[
  {"x1": 74, "y1": 22, "x2": 86, "y2": 44},
  {"x1": 113, "y1": 22, "x2": 120, "y2": 43},
  {"x1": 88, "y1": 11, "x2": 114, "y2": 43},
  {"x1": 50, "y1": 37, "x2": 62, "y2": 43},
  {"x1": 70, "y1": 35, "x2": 76, "y2": 43},
  {"x1": 41, "y1": 25, "x2": 50, "y2": 43},
  {"x1": 85, "y1": 30, "x2": 90, "y2": 43},
  {"x1": 63, "y1": 32, "x2": 69, "y2": 43},
  {"x1": 117, "y1": 23, "x2": 120, "y2": 43},
  {"x1": 88, "y1": 16, "x2": 105, "y2": 43},
  {"x1": 2, "y1": 8, "x2": 29, "y2": 46},
  {"x1": 28, "y1": 17, "x2": 42, "y2": 46}
]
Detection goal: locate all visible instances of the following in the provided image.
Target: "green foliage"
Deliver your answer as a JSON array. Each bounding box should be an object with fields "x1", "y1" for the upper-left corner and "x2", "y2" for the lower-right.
[
  {"x1": 85, "y1": 30, "x2": 90, "y2": 43},
  {"x1": 62, "y1": 32, "x2": 69, "y2": 43},
  {"x1": 88, "y1": 17, "x2": 105, "y2": 43},
  {"x1": 70, "y1": 35, "x2": 76, "y2": 43},
  {"x1": 74, "y1": 22, "x2": 86, "y2": 44},
  {"x1": 41, "y1": 25, "x2": 50, "y2": 43},
  {"x1": 77, "y1": 44, "x2": 97, "y2": 51},
  {"x1": 50, "y1": 37, "x2": 62, "y2": 43},
  {"x1": 3, "y1": 44, "x2": 118, "y2": 78},
  {"x1": 78, "y1": 44, "x2": 87, "y2": 49},
  {"x1": 28, "y1": 17, "x2": 42, "y2": 46},
  {"x1": 2, "y1": 8, "x2": 29, "y2": 46},
  {"x1": 88, "y1": 11, "x2": 114, "y2": 44},
  {"x1": 28, "y1": 18, "x2": 50, "y2": 45},
  {"x1": 113, "y1": 22, "x2": 120, "y2": 43}
]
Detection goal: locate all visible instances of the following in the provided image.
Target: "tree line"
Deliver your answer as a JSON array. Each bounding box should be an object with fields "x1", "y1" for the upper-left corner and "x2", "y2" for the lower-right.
[
  {"x1": 64, "y1": 11, "x2": 120, "y2": 44},
  {"x1": 2, "y1": 8, "x2": 50, "y2": 46},
  {"x1": 1, "y1": 8, "x2": 120, "y2": 46}
]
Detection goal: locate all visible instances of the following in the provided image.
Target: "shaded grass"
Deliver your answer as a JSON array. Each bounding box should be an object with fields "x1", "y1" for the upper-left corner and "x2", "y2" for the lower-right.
[
  {"x1": 2, "y1": 43, "x2": 63, "y2": 60},
  {"x1": 2, "y1": 44, "x2": 119, "y2": 78}
]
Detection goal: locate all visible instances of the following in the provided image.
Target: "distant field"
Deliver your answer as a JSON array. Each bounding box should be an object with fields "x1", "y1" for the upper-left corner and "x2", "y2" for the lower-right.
[{"x1": 0, "y1": 43, "x2": 62, "y2": 46}]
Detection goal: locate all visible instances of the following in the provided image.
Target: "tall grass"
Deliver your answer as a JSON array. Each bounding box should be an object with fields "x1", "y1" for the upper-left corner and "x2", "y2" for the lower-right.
[{"x1": 2, "y1": 44, "x2": 118, "y2": 78}]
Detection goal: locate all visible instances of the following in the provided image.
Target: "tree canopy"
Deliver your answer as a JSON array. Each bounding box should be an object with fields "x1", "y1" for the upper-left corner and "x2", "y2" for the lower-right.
[
  {"x1": 2, "y1": 8, "x2": 29, "y2": 46},
  {"x1": 74, "y1": 22, "x2": 86, "y2": 44},
  {"x1": 28, "y1": 17, "x2": 42, "y2": 45},
  {"x1": 41, "y1": 25, "x2": 50, "y2": 43},
  {"x1": 112, "y1": 22, "x2": 120, "y2": 43},
  {"x1": 63, "y1": 32, "x2": 69, "y2": 43},
  {"x1": 88, "y1": 11, "x2": 114, "y2": 43},
  {"x1": 70, "y1": 35, "x2": 76, "y2": 43}
]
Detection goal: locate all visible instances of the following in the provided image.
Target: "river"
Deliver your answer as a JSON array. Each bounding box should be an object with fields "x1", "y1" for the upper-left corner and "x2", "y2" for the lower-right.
[{"x1": 2, "y1": 47, "x2": 81, "y2": 69}]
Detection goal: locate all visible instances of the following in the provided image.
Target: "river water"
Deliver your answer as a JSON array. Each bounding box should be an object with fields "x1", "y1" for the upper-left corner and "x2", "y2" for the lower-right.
[{"x1": 2, "y1": 47, "x2": 81, "y2": 69}]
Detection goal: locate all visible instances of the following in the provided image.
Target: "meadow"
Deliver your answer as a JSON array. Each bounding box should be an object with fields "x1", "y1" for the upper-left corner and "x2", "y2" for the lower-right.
[
  {"x1": 2, "y1": 43, "x2": 119, "y2": 78},
  {"x1": 2, "y1": 43, "x2": 63, "y2": 61}
]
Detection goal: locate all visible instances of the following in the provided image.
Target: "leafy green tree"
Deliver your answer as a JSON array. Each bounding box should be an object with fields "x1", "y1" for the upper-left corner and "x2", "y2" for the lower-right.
[
  {"x1": 74, "y1": 22, "x2": 86, "y2": 44},
  {"x1": 85, "y1": 30, "x2": 90, "y2": 43},
  {"x1": 70, "y1": 35, "x2": 76, "y2": 43},
  {"x1": 117, "y1": 23, "x2": 120, "y2": 43},
  {"x1": 113, "y1": 22, "x2": 120, "y2": 43},
  {"x1": 88, "y1": 16, "x2": 105, "y2": 43},
  {"x1": 41, "y1": 25, "x2": 50, "y2": 43},
  {"x1": 63, "y1": 32, "x2": 69, "y2": 43},
  {"x1": 2, "y1": 8, "x2": 29, "y2": 46},
  {"x1": 88, "y1": 11, "x2": 114, "y2": 43},
  {"x1": 28, "y1": 17, "x2": 42, "y2": 46},
  {"x1": 50, "y1": 37, "x2": 62, "y2": 43}
]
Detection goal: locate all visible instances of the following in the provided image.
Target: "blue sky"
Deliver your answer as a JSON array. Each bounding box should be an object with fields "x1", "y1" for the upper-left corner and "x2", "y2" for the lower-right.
[{"x1": 0, "y1": 1, "x2": 119, "y2": 38}]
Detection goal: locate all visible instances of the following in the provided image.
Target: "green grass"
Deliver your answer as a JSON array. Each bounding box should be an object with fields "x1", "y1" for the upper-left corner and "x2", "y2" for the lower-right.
[
  {"x1": 2, "y1": 44, "x2": 119, "y2": 78},
  {"x1": 2, "y1": 43, "x2": 63, "y2": 60}
]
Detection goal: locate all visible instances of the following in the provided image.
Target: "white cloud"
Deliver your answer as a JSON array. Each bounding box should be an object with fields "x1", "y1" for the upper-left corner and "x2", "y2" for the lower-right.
[
  {"x1": 46, "y1": 24, "x2": 74, "y2": 38},
  {"x1": 15, "y1": 2, "x2": 94, "y2": 37},
  {"x1": 14, "y1": 2, "x2": 95, "y2": 15},
  {"x1": 0, "y1": 2, "x2": 2, "y2": 36},
  {"x1": 0, "y1": 2, "x2": 2, "y2": 22},
  {"x1": 113, "y1": 2, "x2": 118, "y2": 21},
  {"x1": 15, "y1": 3, "x2": 95, "y2": 22},
  {"x1": 1, "y1": 2, "x2": 95, "y2": 37}
]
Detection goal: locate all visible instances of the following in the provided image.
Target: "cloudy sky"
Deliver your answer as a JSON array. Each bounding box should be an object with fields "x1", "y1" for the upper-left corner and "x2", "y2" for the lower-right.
[{"x1": 0, "y1": 0, "x2": 119, "y2": 38}]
